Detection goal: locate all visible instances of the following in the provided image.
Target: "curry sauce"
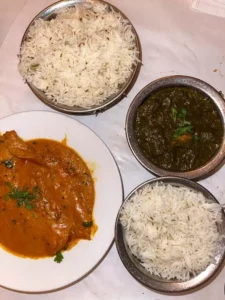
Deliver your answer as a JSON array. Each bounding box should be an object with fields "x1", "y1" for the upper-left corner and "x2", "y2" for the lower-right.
[{"x1": 0, "y1": 131, "x2": 95, "y2": 258}]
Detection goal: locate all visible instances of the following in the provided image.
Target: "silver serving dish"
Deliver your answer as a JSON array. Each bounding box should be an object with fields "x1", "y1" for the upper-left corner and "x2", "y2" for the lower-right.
[
  {"x1": 20, "y1": 0, "x2": 142, "y2": 115},
  {"x1": 115, "y1": 177, "x2": 225, "y2": 295},
  {"x1": 126, "y1": 76, "x2": 225, "y2": 180}
]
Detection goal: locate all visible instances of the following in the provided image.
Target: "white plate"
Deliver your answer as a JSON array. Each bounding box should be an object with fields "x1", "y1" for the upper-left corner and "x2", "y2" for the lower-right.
[{"x1": 0, "y1": 111, "x2": 123, "y2": 292}]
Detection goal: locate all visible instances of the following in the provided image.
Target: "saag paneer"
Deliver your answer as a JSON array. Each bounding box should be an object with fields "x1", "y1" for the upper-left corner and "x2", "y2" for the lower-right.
[
  {"x1": 0, "y1": 131, "x2": 96, "y2": 259},
  {"x1": 135, "y1": 87, "x2": 223, "y2": 171}
]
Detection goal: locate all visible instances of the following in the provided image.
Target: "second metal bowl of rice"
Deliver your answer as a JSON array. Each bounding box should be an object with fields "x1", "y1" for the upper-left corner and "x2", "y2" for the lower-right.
[
  {"x1": 18, "y1": 0, "x2": 142, "y2": 114},
  {"x1": 115, "y1": 177, "x2": 225, "y2": 294}
]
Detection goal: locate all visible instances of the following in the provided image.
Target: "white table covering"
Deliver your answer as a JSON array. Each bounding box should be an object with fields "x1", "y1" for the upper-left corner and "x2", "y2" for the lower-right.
[
  {"x1": 191, "y1": 0, "x2": 225, "y2": 18},
  {"x1": 0, "y1": 0, "x2": 225, "y2": 299}
]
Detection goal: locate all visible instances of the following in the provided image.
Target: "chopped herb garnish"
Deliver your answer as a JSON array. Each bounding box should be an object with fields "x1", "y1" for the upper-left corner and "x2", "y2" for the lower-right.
[
  {"x1": 25, "y1": 202, "x2": 34, "y2": 210},
  {"x1": 172, "y1": 107, "x2": 197, "y2": 140},
  {"x1": 178, "y1": 107, "x2": 187, "y2": 119},
  {"x1": 30, "y1": 63, "x2": 39, "y2": 71},
  {"x1": 3, "y1": 160, "x2": 13, "y2": 169},
  {"x1": 193, "y1": 135, "x2": 199, "y2": 141},
  {"x1": 32, "y1": 213, "x2": 38, "y2": 219},
  {"x1": 54, "y1": 251, "x2": 64, "y2": 263},
  {"x1": 4, "y1": 183, "x2": 40, "y2": 210},
  {"x1": 173, "y1": 126, "x2": 194, "y2": 139},
  {"x1": 83, "y1": 221, "x2": 93, "y2": 227},
  {"x1": 171, "y1": 107, "x2": 178, "y2": 122},
  {"x1": 66, "y1": 161, "x2": 76, "y2": 173},
  {"x1": 178, "y1": 119, "x2": 191, "y2": 127},
  {"x1": 12, "y1": 219, "x2": 17, "y2": 225},
  {"x1": 32, "y1": 186, "x2": 40, "y2": 194}
]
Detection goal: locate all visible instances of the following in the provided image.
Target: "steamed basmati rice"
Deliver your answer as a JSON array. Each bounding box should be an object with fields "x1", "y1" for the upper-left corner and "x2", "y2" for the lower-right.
[
  {"x1": 120, "y1": 183, "x2": 224, "y2": 281},
  {"x1": 18, "y1": 1, "x2": 139, "y2": 108}
]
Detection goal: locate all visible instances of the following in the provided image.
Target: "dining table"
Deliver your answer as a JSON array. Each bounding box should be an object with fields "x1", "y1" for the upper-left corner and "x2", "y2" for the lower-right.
[{"x1": 0, "y1": 0, "x2": 225, "y2": 299}]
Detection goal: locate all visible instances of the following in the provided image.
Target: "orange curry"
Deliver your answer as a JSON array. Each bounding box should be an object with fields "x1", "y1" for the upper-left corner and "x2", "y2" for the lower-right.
[{"x1": 0, "y1": 131, "x2": 95, "y2": 258}]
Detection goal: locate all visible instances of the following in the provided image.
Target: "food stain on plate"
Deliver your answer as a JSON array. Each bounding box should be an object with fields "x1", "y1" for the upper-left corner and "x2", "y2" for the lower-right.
[
  {"x1": 61, "y1": 134, "x2": 68, "y2": 145},
  {"x1": 87, "y1": 161, "x2": 98, "y2": 182}
]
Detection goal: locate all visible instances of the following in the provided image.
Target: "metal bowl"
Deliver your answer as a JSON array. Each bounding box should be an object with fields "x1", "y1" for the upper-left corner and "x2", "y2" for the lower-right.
[
  {"x1": 20, "y1": 0, "x2": 142, "y2": 115},
  {"x1": 126, "y1": 75, "x2": 225, "y2": 180},
  {"x1": 115, "y1": 176, "x2": 225, "y2": 295}
]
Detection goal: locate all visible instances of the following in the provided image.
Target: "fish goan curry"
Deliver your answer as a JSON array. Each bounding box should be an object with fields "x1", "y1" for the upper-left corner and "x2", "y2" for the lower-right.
[{"x1": 0, "y1": 131, "x2": 96, "y2": 259}]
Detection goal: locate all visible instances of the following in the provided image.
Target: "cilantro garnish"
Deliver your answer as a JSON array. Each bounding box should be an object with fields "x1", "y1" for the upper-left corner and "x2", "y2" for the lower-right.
[
  {"x1": 178, "y1": 107, "x2": 187, "y2": 119},
  {"x1": 171, "y1": 107, "x2": 197, "y2": 140},
  {"x1": 171, "y1": 107, "x2": 178, "y2": 122},
  {"x1": 4, "y1": 182, "x2": 40, "y2": 210},
  {"x1": 173, "y1": 125, "x2": 194, "y2": 140},
  {"x1": 54, "y1": 251, "x2": 64, "y2": 263},
  {"x1": 83, "y1": 221, "x2": 93, "y2": 227}
]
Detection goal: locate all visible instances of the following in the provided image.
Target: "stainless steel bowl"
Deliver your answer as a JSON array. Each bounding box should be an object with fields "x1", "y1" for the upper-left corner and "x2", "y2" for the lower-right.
[
  {"x1": 20, "y1": 0, "x2": 142, "y2": 115},
  {"x1": 126, "y1": 76, "x2": 225, "y2": 180},
  {"x1": 115, "y1": 177, "x2": 225, "y2": 295}
]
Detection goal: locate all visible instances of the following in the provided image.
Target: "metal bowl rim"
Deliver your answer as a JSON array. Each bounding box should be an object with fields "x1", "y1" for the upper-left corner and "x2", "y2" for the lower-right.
[
  {"x1": 125, "y1": 75, "x2": 225, "y2": 180},
  {"x1": 115, "y1": 176, "x2": 225, "y2": 294},
  {"x1": 20, "y1": 0, "x2": 142, "y2": 115}
]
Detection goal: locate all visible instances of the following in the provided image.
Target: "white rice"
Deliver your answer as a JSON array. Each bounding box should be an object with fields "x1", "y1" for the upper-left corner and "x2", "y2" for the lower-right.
[
  {"x1": 18, "y1": 1, "x2": 139, "y2": 108},
  {"x1": 120, "y1": 183, "x2": 224, "y2": 281}
]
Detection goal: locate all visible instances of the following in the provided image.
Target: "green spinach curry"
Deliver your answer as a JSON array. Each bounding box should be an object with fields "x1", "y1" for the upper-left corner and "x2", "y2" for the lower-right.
[{"x1": 135, "y1": 87, "x2": 223, "y2": 171}]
